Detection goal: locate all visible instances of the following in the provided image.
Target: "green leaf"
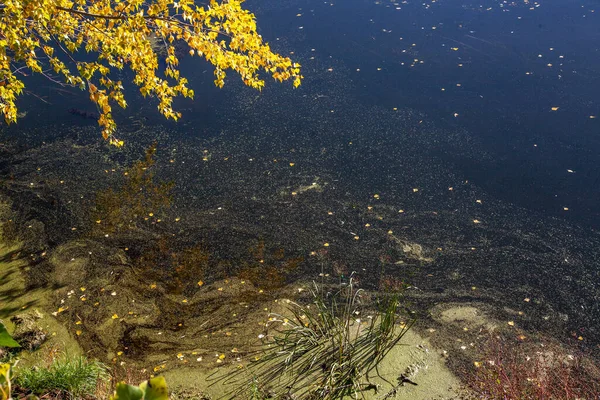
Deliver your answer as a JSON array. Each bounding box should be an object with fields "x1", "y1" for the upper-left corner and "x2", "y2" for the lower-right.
[
  {"x1": 111, "y1": 382, "x2": 144, "y2": 400},
  {"x1": 0, "y1": 322, "x2": 19, "y2": 348},
  {"x1": 140, "y1": 376, "x2": 168, "y2": 400}
]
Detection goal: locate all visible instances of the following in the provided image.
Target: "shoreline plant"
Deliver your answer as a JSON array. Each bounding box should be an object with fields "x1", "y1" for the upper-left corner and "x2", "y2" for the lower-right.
[
  {"x1": 227, "y1": 274, "x2": 414, "y2": 399},
  {"x1": 13, "y1": 355, "x2": 109, "y2": 399}
]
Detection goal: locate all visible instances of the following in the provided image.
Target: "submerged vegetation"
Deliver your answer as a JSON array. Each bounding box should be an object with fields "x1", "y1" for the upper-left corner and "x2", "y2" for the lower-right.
[
  {"x1": 237, "y1": 240, "x2": 304, "y2": 291},
  {"x1": 92, "y1": 143, "x2": 173, "y2": 237}
]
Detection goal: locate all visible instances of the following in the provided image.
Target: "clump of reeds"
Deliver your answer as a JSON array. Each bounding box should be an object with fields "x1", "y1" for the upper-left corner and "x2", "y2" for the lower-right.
[{"x1": 231, "y1": 273, "x2": 413, "y2": 399}]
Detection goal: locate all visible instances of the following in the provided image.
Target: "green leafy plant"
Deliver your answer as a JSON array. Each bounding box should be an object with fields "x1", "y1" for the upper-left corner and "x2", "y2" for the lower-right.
[
  {"x1": 230, "y1": 275, "x2": 414, "y2": 399},
  {"x1": 14, "y1": 355, "x2": 108, "y2": 398},
  {"x1": 0, "y1": 322, "x2": 19, "y2": 349},
  {"x1": 110, "y1": 376, "x2": 168, "y2": 400}
]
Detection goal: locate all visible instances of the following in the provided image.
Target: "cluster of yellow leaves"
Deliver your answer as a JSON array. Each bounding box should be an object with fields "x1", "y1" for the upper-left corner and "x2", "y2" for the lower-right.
[{"x1": 0, "y1": 0, "x2": 302, "y2": 145}]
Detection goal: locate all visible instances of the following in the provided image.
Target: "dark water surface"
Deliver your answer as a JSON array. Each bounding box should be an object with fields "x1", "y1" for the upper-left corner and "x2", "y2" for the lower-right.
[{"x1": 3, "y1": 0, "x2": 600, "y2": 350}]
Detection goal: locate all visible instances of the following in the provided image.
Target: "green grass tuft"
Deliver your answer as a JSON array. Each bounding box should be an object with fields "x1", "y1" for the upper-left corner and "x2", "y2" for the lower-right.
[{"x1": 15, "y1": 355, "x2": 108, "y2": 399}]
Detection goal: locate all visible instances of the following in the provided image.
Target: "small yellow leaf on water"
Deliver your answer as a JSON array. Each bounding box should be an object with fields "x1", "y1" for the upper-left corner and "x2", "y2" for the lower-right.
[
  {"x1": 197, "y1": 280, "x2": 204, "y2": 287},
  {"x1": 474, "y1": 361, "x2": 482, "y2": 367},
  {"x1": 289, "y1": 162, "x2": 295, "y2": 167},
  {"x1": 524, "y1": 298, "x2": 531, "y2": 302},
  {"x1": 75, "y1": 321, "x2": 82, "y2": 325},
  {"x1": 112, "y1": 314, "x2": 119, "y2": 319},
  {"x1": 117, "y1": 351, "x2": 123, "y2": 356},
  {"x1": 563, "y1": 207, "x2": 569, "y2": 211},
  {"x1": 473, "y1": 219, "x2": 481, "y2": 224},
  {"x1": 507, "y1": 321, "x2": 515, "y2": 326},
  {"x1": 412, "y1": 188, "x2": 419, "y2": 192},
  {"x1": 219, "y1": 354, "x2": 226, "y2": 360},
  {"x1": 182, "y1": 299, "x2": 188, "y2": 303},
  {"x1": 76, "y1": 330, "x2": 82, "y2": 336},
  {"x1": 578, "y1": 336, "x2": 584, "y2": 341},
  {"x1": 217, "y1": 287, "x2": 223, "y2": 291},
  {"x1": 324, "y1": 242, "x2": 330, "y2": 247},
  {"x1": 551, "y1": 107, "x2": 559, "y2": 111},
  {"x1": 149, "y1": 283, "x2": 157, "y2": 289},
  {"x1": 373, "y1": 194, "x2": 380, "y2": 199}
]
